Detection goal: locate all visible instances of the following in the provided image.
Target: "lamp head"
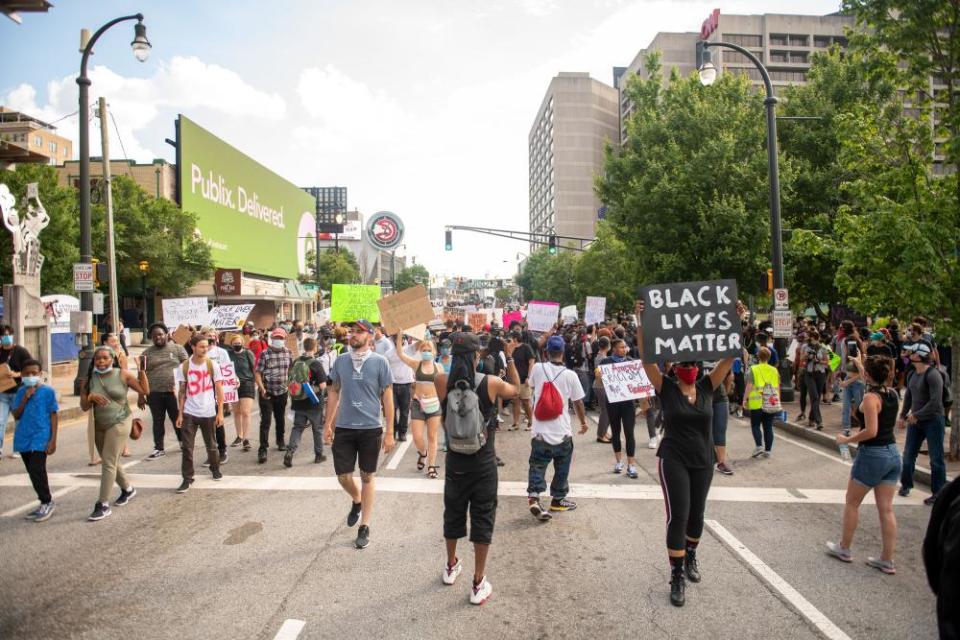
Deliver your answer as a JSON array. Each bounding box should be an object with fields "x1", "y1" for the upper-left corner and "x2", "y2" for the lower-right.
[
  {"x1": 131, "y1": 20, "x2": 151, "y2": 62},
  {"x1": 696, "y1": 41, "x2": 717, "y2": 86}
]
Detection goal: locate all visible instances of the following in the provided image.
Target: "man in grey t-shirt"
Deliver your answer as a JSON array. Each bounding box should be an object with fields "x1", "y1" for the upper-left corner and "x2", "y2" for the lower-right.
[
  {"x1": 898, "y1": 342, "x2": 946, "y2": 504},
  {"x1": 324, "y1": 319, "x2": 395, "y2": 549}
]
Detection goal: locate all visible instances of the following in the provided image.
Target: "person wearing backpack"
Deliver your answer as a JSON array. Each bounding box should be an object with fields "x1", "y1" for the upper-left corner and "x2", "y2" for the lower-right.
[
  {"x1": 744, "y1": 347, "x2": 781, "y2": 459},
  {"x1": 799, "y1": 331, "x2": 831, "y2": 430},
  {"x1": 173, "y1": 334, "x2": 225, "y2": 494},
  {"x1": 526, "y1": 335, "x2": 588, "y2": 520},
  {"x1": 435, "y1": 331, "x2": 519, "y2": 605},
  {"x1": 284, "y1": 337, "x2": 327, "y2": 467},
  {"x1": 899, "y1": 342, "x2": 947, "y2": 505}
]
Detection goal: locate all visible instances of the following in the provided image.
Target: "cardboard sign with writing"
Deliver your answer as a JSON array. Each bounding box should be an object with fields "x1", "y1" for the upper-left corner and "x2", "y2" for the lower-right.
[
  {"x1": 219, "y1": 361, "x2": 240, "y2": 404},
  {"x1": 599, "y1": 360, "x2": 656, "y2": 402},
  {"x1": 161, "y1": 297, "x2": 209, "y2": 328},
  {"x1": 377, "y1": 285, "x2": 435, "y2": 335},
  {"x1": 0, "y1": 363, "x2": 16, "y2": 392},
  {"x1": 171, "y1": 325, "x2": 193, "y2": 346},
  {"x1": 468, "y1": 312, "x2": 487, "y2": 332},
  {"x1": 443, "y1": 307, "x2": 465, "y2": 323},
  {"x1": 330, "y1": 284, "x2": 381, "y2": 323},
  {"x1": 207, "y1": 304, "x2": 256, "y2": 330},
  {"x1": 584, "y1": 296, "x2": 606, "y2": 325},
  {"x1": 526, "y1": 300, "x2": 560, "y2": 332},
  {"x1": 285, "y1": 334, "x2": 299, "y2": 354},
  {"x1": 639, "y1": 279, "x2": 741, "y2": 363}
]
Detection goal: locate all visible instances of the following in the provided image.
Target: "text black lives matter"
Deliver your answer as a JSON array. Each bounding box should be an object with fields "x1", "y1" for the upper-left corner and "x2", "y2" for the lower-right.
[{"x1": 640, "y1": 279, "x2": 741, "y2": 363}]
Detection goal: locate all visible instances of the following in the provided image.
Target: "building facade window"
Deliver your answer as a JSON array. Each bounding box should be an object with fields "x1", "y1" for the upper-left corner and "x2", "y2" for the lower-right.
[
  {"x1": 34, "y1": 135, "x2": 43, "y2": 147},
  {"x1": 723, "y1": 34, "x2": 762, "y2": 47},
  {"x1": 769, "y1": 34, "x2": 809, "y2": 47}
]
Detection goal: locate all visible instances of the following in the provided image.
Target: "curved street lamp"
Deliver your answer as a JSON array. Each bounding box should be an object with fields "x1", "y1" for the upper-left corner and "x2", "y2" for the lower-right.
[
  {"x1": 74, "y1": 13, "x2": 150, "y2": 393},
  {"x1": 696, "y1": 40, "x2": 784, "y2": 291}
]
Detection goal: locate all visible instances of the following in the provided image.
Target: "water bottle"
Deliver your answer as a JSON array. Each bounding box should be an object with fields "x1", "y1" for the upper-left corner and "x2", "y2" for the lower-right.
[{"x1": 838, "y1": 428, "x2": 851, "y2": 461}]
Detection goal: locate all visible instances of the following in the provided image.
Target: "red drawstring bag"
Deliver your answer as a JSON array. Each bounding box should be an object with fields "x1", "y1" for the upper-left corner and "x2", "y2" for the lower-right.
[{"x1": 534, "y1": 365, "x2": 565, "y2": 421}]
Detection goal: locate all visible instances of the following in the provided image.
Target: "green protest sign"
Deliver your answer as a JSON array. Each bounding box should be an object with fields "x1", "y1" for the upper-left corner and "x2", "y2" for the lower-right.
[{"x1": 330, "y1": 284, "x2": 382, "y2": 322}]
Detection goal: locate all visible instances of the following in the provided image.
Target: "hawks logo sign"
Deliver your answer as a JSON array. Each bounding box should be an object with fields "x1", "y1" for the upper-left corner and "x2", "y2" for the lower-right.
[{"x1": 366, "y1": 211, "x2": 404, "y2": 250}]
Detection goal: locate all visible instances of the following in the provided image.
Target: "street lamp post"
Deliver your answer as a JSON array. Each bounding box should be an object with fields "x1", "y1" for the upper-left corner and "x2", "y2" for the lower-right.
[
  {"x1": 696, "y1": 40, "x2": 784, "y2": 291},
  {"x1": 138, "y1": 260, "x2": 149, "y2": 343},
  {"x1": 74, "y1": 13, "x2": 150, "y2": 392},
  {"x1": 515, "y1": 251, "x2": 528, "y2": 305}
]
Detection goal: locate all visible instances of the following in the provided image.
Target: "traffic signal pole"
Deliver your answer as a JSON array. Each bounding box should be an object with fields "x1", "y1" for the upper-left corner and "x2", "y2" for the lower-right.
[{"x1": 443, "y1": 225, "x2": 592, "y2": 252}]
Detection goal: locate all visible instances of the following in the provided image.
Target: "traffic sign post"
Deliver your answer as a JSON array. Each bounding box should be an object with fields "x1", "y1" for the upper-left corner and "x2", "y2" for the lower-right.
[
  {"x1": 774, "y1": 288, "x2": 789, "y2": 310},
  {"x1": 73, "y1": 263, "x2": 94, "y2": 292},
  {"x1": 773, "y1": 309, "x2": 792, "y2": 338}
]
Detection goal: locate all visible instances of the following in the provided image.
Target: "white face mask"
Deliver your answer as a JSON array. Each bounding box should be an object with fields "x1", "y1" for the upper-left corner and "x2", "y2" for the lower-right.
[{"x1": 271, "y1": 339, "x2": 285, "y2": 349}]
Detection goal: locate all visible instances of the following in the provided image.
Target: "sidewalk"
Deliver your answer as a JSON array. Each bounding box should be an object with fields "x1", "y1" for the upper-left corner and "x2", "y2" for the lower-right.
[{"x1": 774, "y1": 391, "x2": 957, "y2": 488}]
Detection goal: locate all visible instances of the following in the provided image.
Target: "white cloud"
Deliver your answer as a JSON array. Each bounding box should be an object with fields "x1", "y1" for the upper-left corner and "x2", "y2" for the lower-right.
[{"x1": 520, "y1": 0, "x2": 559, "y2": 16}]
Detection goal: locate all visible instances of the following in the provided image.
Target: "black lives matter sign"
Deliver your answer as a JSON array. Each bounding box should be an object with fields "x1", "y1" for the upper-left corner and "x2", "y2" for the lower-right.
[{"x1": 640, "y1": 279, "x2": 741, "y2": 363}]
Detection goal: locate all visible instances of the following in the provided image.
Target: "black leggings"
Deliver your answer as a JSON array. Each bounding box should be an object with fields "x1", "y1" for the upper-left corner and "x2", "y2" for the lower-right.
[
  {"x1": 658, "y1": 456, "x2": 713, "y2": 551},
  {"x1": 607, "y1": 401, "x2": 636, "y2": 457}
]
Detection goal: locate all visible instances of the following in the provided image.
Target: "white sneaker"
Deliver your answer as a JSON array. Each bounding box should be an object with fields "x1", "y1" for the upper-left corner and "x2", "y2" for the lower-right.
[
  {"x1": 647, "y1": 436, "x2": 658, "y2": 449},
  {"x1": 613, "y1": 461, "x2": 624, "y2": 474},
  {"x1": 442, "y1": 558, "x2": 463, "y2": 585},
  {"x1": 751, "y1": 446, "x2": 765, "y2": 458},
  {"x1": 736, "y1": 408, "x2": 743, "y2": 418},
  {"x1": 470, "y1": 576, "x2": 492, "y2": 605}
]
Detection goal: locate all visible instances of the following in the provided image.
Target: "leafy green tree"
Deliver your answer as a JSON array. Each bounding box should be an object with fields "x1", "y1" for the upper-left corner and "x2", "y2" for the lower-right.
[
  {"x1": 0, "y1": 164, "x2": 79, "y2": 294},
  {"x1": 303, "y1": 247, "x2": 361, "y2": 291},
  {"x1": 572, "y1": 220, "x2": 636, "y2": 314},
  {"x1": 838, "y1": 0, "x2": 960, "y2": 457},
  {"x1": 596, "y1": 53, "x2": 782, "y2": 296},
  {"x1": 394, "y1": 264, "x2": 430, "y2": 291},
  {"x1": 494, "y1": 287, "x2": 514, "y2": 306},
  {"x1": 515, "y1": 248, "x2": 578, "y2": 305}
]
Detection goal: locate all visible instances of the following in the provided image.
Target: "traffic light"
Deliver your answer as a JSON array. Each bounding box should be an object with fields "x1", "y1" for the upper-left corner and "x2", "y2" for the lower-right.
[
  {"x1": 548, "y1": 234, "x2": 557, "y2": 254},
  {"x1": 445, "y1": 229, "x2": 452, "y2": 251},
  {"x1": 761, "y1": 268, "x2": 773, "y2": 293}
]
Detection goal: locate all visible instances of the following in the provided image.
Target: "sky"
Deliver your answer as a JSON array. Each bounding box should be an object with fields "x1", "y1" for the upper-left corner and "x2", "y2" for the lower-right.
[{"x1": 2, "y1": 0, "x2": 843, "y2": 281}]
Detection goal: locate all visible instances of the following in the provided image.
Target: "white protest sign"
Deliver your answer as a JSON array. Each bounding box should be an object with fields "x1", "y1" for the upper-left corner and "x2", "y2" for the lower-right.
[
  {"x1": 219, "y1": 360, "x2": 240, "y2": 404},
  {"x1": 314, "y1": 308, "x2": 330, "y2": 326},
  {"x1": 162, "y1": 297, "x2": 209, "y2": 328},
  {"x1": 526, "y1": 300, "x2": 560, "y2": 332},
  {"x1": 584, "y1": 296, "x2": 606, "y2": 325},
  {"x1": 599, "y1": 360, "x2": 656, "y2": 402},
  {"x1": 207, "y1": 304, "x2": 256, "y2": 330},
  {"x1": 493, "y1": 308, "x2": 504, "y2": 327},
  {"x1": 560, "y1": 305, "x2": 578, "y2": 324}
]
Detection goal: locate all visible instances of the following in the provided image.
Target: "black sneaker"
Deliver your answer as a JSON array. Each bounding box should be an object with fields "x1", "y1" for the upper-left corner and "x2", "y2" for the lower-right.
[
  {"x1": 924, "y1": 494, "x2": 938, "y2": 506},
  {"x1": 230, "y1": 437, "x2": 243, "y2": 448},
  {"x1": 242, "y1": 439, "x2": 251, "y2": 452},
  {"x1": 277, "y1": 442, "x2": 287, "y2": 451},
  {"x1": 356, "y1": 525, "x2": 370, "y2": 549},
  {"x1": 212, "y1": 469, "x2": 222, "y2": 480},
  {"x1": 283, "y1": 450, "x2": 294, "y2": 468},
  {"x1": 88, "y1": 502, "x2": 112, "y2": 521},
  {"x1": 146, "y1": 449, "x2": 165, "y2": 460},
  {"x1": 314, "y1": 453, "x2": 326, "y2": 464},
  {"x1": 219, "y1": 452, "x2": 228, "y2": 465},
  {"x1": 670, "y1": 565, "x2": 685, "y2": 607},
  {"x1": 898, "y1": 486, "x2": 910, "y2": 497},
  {"x1": 528, "y1": 499, "x2": 552, "y2": 521},
  {"x1": 176, "y1": 479, "x2": 193, "y2": 494},
  {"x1": 258, "y1": 449, "x2": 267, "y2": 464},
  {"x1": 114, "y1": 487, "x2": 137, "y2": 506},
  {"x1": 684, "y1": 550, "x2": 701, "y2": 583},
  {"x1": 496, "y1": 456, "x2": 505, "y2": 467},
  {"x1": 347, "y1": 501, "x2": 362, "y2": 527},
  {"x1": 549, "y1": 498, "x2": 577, "y2": 512}
]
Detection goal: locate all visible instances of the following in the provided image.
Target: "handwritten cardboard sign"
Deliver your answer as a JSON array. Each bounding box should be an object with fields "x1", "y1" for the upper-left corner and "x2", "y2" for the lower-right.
[
  {"x1": 526, "y1": 300, "x2": 560, "y2": 332},
  {"x1": 377, "y1": 285, "x2": 435, "y2": 335},
  {"x1": 171, "y1": 325, "x2": 193, "y2": 346},
  {"x1": 468, "y1": 312, "x2": 487, "y2": 332},
  {"x1": 207, "y1": 304, "x2": 256, "y2": 330},
  {"x1": 639, "y1": 279, "x2": 741, "y2": 363},
  {"x1": 599, "y1": 360, "x2": 656, "y2": 402},
  {"x1": 330, "y1": 284, "x2": 381, "y2": 323},
  {"x1": 162, "y1": 297, "x2": 208, "y2": 328},
  {"x1": 584, "y1": 296, "x2": 606, "y2": 325},
  {"x1": 0, "y1": 363, "x2": 16, "y2": 392}
]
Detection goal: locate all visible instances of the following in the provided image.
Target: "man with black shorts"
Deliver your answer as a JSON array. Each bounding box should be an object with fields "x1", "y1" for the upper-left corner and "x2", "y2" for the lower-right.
[{"x1": 324, "y1": 319, "x2": 395, "y2": 549}]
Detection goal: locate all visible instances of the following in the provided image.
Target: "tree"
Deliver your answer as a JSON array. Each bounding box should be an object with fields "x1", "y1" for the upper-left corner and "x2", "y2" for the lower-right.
[
  {"x1": 0, "y1": 164, "x2": 79, "y2": 294},
  {"x1": 394, "y1": 264, "x2": 430, "y2": 292},
  {"x1": 838, "y1": 0, "x2": 960, "y2": 457},
  {"x1": 515, "y1": 248, "x2": 578, "y2": 305},
  {"x1": 494, "y1": 287, "x2": 514, "y2": 306},
  {"x1": 302, "y1": 247, "x2": 361, "y2": 292},
  {"x1": 572, "y1": 220, "x2": 636, "y2": 314},
  {"x1": 596, "y1": 53, "x2": 782, "y2": 296}
]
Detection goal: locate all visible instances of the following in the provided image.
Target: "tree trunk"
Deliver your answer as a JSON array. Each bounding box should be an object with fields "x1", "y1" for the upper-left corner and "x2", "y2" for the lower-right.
[{"x1": 951, "y1": 338, "x2": 960, "y2": 461}]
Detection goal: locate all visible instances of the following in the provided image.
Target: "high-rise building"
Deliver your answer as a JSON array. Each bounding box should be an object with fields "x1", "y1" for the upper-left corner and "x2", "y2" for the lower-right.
[
  {"x1": 528, "y1": 72, "x2": 619, "y2": 251},
  {"x1": 0, "y1": 106, "x2": 73, "y2": 166},
  {"x1": 617, "y1": 10, "x2": 854, "y2": 143}
]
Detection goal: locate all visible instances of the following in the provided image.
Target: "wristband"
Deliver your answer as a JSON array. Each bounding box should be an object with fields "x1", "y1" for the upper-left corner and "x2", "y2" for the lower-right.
[{"x1": 506, "y1": 358, "x2": 515, "y2": 364}]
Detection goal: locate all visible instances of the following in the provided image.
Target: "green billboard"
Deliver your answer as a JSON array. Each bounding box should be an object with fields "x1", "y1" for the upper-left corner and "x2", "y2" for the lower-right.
[{"x1": 179, "y1": 115, "x2": 316, "y2": 280}]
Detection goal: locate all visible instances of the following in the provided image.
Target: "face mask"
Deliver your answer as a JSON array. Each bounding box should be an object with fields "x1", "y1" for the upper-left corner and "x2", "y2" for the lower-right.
[
  {"x1": 675, "y1": 366, "x2": 698, "y2": 385},
  {"x1": 421, "y1": 351, "x2": 434, "y2": 361},
  {"x1": 232, "y1": 345, "x2": 243, "y2": 352},
  {"x1": 22, "y1": 375, "x2": 40, "y2": 387},
  {"x1": 1, "y1": 336, "x2": 12, "y2": 347},
  {"x1": 271, "y1": 339, "x2": 285, "y2": 349},
  {"x1": 95, "y1": 366, "x2": 113, "y2": 375}
]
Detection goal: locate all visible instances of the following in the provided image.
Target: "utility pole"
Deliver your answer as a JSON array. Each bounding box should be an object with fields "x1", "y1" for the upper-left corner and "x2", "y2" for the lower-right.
[{"x1": 98, "y1": 97, "x2": 120, "y2": 334}]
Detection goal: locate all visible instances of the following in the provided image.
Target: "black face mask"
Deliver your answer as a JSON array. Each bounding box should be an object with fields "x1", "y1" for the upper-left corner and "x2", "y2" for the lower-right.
[{"x1": 232, "y1": 345, "x2": 243, "y2": 352}]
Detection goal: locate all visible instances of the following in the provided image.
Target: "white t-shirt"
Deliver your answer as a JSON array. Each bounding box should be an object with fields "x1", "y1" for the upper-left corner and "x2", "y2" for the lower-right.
[
  {"x1": 208, "y1": 345, "x2": 232, "y2": 366},
  {"x1": 529, "y1": 361, "x2": 585, "y2": 444},
  {"x1": 174, "y1": 358, "x2": 224, "y2": 418}
]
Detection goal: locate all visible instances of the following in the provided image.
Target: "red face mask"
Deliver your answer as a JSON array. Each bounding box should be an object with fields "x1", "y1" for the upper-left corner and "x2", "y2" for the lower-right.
[{"x1": 675, "y1": 366, "x2": 699, "y2": 385}]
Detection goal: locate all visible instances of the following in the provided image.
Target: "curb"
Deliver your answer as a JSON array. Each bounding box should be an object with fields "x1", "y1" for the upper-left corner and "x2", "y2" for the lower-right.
[{"x1": 773, "y1": 418, "x2": 937, "y2": 489}]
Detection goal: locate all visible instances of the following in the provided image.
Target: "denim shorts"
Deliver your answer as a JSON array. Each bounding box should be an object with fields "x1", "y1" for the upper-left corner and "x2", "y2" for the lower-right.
[{"x1": 850, "y1": 443, "x2": 901, "y2": 487}]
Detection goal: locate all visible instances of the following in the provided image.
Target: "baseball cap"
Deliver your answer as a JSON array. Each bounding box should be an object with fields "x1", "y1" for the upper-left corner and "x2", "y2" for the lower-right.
[
  {"x1": 546, "y1": 335, "x2": 566, "y2": 352},
  {"x1": 906, "y1": 342, "x2": 932, "y2": 357},
  {"x1": 451, "y1": 332, "x2": 479, "y2": 355},
  {"x1": 353, "y1": 319, "x2": 375, "y2": 334},
  {"x1": 870, "y1": 331, "x2": 885, "y2": 341},
  {"x1": 764, "y1": 326, "x2": 774, "y2": 334},
  {"x1": 270, "y1": 328, "x2": 287, "y2": 339}
]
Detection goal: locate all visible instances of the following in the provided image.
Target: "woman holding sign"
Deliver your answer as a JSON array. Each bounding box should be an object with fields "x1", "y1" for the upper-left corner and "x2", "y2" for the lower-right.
[
  {"x1": 635, "y1": 300, "x2": 734, "y2": 608},
  {"x1": 598, "y1": 339, "x2": 639, "y2": 478},
  {"x1": 395, "y1": 334, "x2": 444, "y2": 478}
]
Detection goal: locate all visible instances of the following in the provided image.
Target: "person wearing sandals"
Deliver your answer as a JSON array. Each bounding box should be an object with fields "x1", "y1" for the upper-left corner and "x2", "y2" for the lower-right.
[
  {"x1": 827, "y1": 354, "x2": 901, "y2": 575},
  {"x1": 395, "y1": 334, "x2": 444, "y2": 478},
  {"x1": 80, "y1": 345, "x2": 146, "y2": 521}
]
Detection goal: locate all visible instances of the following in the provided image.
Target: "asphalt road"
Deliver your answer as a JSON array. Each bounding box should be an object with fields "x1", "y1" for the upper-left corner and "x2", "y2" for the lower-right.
[{"x1": 0, "y1": 405, "x2": 940, "y2": 640}]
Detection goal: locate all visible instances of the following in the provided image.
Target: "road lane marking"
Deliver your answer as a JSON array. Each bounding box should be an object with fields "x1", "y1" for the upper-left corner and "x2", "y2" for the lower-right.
[
  {"x1": 273, "y1": 619, "x2": 306, "y2": 640},
  {"x1": 0, "y1": 472, "x2": 929, "y2": 506},
  {"x1": 386, "y1": 438, "x2": 412, "y2": 470},
  {"x1": 705, "y1": 519, "x2": 852, "y2": 640},
  {"x1": 2, "y1": 486, "x2": 78, "y2": 517}
]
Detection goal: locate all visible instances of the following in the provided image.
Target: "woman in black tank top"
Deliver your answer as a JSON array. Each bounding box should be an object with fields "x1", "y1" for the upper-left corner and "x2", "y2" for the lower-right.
[{"x1": 827, "y1": 354, "x2": 902, "y2": 574}]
